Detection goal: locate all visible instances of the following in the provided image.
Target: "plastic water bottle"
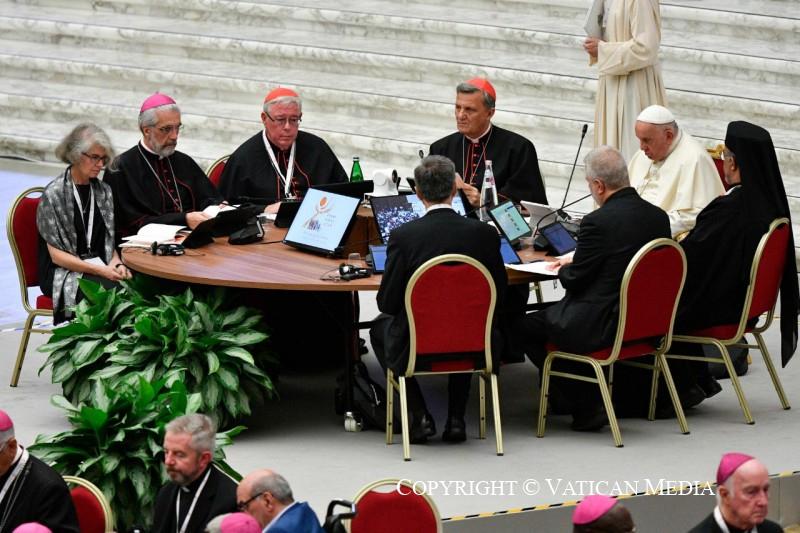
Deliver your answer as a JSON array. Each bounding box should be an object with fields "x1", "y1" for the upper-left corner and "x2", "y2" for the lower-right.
[
  {"x1": 479, "y1": 160, "x2": 498, "y2": 222},
  {"x1": 350, "y1": 157, "x2": 364, "y2": 182}
]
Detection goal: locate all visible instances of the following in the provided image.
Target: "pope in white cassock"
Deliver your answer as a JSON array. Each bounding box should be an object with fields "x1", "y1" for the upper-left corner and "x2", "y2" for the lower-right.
[
  {"x1": 584, "y1": 0, "x2": 667, "y2": 161},
  {"x1": 628, "y1": 105, "x2": 724, "y2": 238}
]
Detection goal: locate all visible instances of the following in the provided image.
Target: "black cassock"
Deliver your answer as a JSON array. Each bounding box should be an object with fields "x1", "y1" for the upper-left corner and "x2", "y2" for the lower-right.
[
  {"x1": 218, "y1": 130, "x2": 348, "y2": 208},
  {"x1": 105, "y1": 143, "x2": 221, "y2": 238},
  {"x1": 429, "y1": 125, "x2": 548, "y2": 204},
  {"x1": 0, "y1": 452, "x2": 79, "y2": 533},
  {"x1": 688, "y1": 512, "x2": 783, "y2": 533},
  {"x1": 151, "y1": 465, "x2": 237, "y2": 533}
]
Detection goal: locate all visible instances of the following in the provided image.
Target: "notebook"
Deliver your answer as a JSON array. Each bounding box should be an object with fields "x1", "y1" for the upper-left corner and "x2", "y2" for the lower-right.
[
  {"x1": 283, "y1": 188, "x2": 361, "y2": 256},
  {"x1": 370, "y1": 194, "x2": 467, "y2": 243}
]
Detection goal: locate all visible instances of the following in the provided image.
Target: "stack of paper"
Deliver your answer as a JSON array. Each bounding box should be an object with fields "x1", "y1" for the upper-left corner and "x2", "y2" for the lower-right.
[{"x1": 120, "y1": 223, "x2": 187, "y2": 248}]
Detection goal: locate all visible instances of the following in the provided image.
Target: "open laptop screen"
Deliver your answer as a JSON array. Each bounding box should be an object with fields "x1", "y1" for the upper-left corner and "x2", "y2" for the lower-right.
[
  {"x1": 371, "y1": 194, "x2": 466, "y2": 243},
  {"x1": 283, "y1": 188, "x2": 360, "y2": 255}
]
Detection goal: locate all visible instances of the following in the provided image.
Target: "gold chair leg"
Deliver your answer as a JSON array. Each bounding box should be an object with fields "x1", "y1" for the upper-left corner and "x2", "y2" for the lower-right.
[
  {"x1": 490, "y1": 373, "x2": 503, "y2": 455},
  {"x1": 647, "y1": 357, "x2": 660, "y2": 421},
  {"x1": 537, "y1": 356, "x2": 553, "y2": 438},
  {"x1": 656, "y1": 353, "x2": 689, "y2": 434},
  {"x1": 753, "y1": 332, "x2": 790, "y2": 410},
  {"x1": 386, "y1": 369, "x2": 394, "y2": 445},
  {"x1": 11, "y1": 312, "x2": 36, "y2": 387},
  {"x1": 399, "y1": 377, "x2": 411, "y2": 461},
  {"x1": 714, "y1": 340, "x2": 754, "y2": 424},
  {"x1": 532, "y1": 282, "x2": 543, "y2": 303},
  {"x1": 592, "y1": 360, "x2": 623, "y2": 447},
  {"x1": 479, "y1": 373, "x2": 486, "y2": 439}
]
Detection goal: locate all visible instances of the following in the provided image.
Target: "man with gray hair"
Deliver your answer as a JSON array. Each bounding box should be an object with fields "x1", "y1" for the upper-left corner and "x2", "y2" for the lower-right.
[
  {"x1": 370, "y1": 155, "x2": 507, "y2": 444},
  {"x1": 152, "y1": 414, "x2": 237, "y2": 533},
  {"x1": 236, "y1": 469, "x2": 323, "y2": 532},
  {"x1": 0, "y1": 409, "x2": 79, "y2": 532},
  {"x1": 105, "y1": 92, "x2": 222, "y2": 238},
  {"x1": 429, "y1": 77, "x2": 547, "y2": 206},
  {"x1": 628, "y1": 105, "x2": 723, "y2": 238},
  {"x1": 522, "y1": 145, "x2": 671, "y2": 431},
  {"x1": 218, "y1": 87, "x2": 347, "y2": 213}
]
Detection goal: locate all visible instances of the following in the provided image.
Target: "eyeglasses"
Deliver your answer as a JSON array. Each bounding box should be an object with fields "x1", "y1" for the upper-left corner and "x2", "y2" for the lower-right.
[
  {"x1": 81, "y1": 152, "x2": 109, "y2": 166},
  {"x1": 266, "y1": 113, "x2": 302, "y2": 127},
  {"x1": 156, "y1": 124, "x2": 183, "y2": 135},
  {"x1": 237, "y1": 491, "x2": 267, "y2": 511}
]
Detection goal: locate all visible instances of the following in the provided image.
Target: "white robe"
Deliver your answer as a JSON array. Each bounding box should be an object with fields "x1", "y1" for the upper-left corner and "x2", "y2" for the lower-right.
[
  {"x1": 593, "y1": 0, "x2": 667, "y2": 161},
  {"x1": 628, "y1": 129, "x2": 725, "y2": 237}
]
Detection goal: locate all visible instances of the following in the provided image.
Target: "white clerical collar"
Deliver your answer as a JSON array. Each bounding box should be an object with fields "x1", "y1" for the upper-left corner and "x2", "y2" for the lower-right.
[
  {"x1": 725, "y1": 183, "x2": 741, "y2": 195},
  {"x1": 140, "y1": 140, "x2": 164, "y2": 160},
  {"x1": 713, "y1": 505, "x2": 758, "y2": 533},
  {"x1": 264, "y1": 501, "x2": 298, "y2": 531},
  {"x1": 425, "y1": 203, "x2": 454, "y2": 214},
  {"x1": 465, "y1": 124, "x2": 493, "y2": 144}
]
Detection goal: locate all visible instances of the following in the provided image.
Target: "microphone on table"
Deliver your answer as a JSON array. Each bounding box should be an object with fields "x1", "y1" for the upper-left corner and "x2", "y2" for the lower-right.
[
  {"x1": 557, "y1": 123, "x2": 589, "y2": 220},
  {"x1": 532, "y1": 192, "x2": 592, "y2": 240}
]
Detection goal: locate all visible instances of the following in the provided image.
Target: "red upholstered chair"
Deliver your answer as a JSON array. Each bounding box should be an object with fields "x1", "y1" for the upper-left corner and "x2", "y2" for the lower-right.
[
  {"x1": 349, "y1": 478, "x2": 442, "y2": 533},
  {"x1": 707, "y1": 144, "x2": 731, "y2": 191},
  {"x1": 668, "y1": 218, "x2": 792, "y2": 424},
  {"x1": 64, "y1": 475, "x2": 114, "y2": 532},
  {"x1": 7, "y1": 187, "x2": 53, "y2": 386},
  {"x1": 537, "y1": 239, "x2": 688, "y2": 447},
  {"x1": 385, "y1": 254, "x2": 502, "y2": 461},
  {"x1": 205, "y1": 154, "x2": 229, "y2": 187}
]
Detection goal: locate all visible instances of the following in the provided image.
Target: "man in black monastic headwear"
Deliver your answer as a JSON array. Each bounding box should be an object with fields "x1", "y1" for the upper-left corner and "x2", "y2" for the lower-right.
[{"x1": 677, "y1": 121, "x2": 799, "y2": 368}]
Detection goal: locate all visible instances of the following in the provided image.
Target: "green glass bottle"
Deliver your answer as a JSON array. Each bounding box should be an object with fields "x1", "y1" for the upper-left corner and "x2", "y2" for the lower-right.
[{"x1": 350, "y1": 156, "x2": 364, "y2": 182}]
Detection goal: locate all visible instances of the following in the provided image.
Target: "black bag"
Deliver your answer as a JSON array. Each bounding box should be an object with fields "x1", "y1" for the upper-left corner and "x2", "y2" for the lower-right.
[{"x1": 335, "y1": 361, "x2": 401, "y2": 433}]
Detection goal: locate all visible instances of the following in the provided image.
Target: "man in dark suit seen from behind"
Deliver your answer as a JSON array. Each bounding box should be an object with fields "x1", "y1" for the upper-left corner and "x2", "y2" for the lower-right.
[
  {"x1": 370, "y1": 155, "x2": 507, "y2": 444},
  {"x1": 522, "y1": 145, "x2": 677, "y2": 431},
  {"x1": 152, "y1": 414, "x2": 237, "y2": 533}
]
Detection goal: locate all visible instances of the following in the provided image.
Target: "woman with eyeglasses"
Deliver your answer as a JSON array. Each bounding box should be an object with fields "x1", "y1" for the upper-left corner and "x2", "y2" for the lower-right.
[{"x1": 37, "y1": 123, "x2": 132, "y2": 323}]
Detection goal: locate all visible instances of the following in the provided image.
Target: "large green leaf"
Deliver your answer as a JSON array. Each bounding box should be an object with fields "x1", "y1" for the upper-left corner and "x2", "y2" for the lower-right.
[
  {"x1": 221, "y1": 307, "x2": 248, "y2": 327},
  {"x1": 221, "y1": 346, "x2": 255, "y2": 365},
  {"x1": 72, "y1": 339, "x2": 104, "y2": 365},
  {"x1": 216, "y1": 367, "x2": 239, "y2": 391},
  {"x1": 206, "y1": 352, "x2": 220, "y2": 375},
  {"x1": 214, "y1": 331, "x2": 268, "y2": 346}
]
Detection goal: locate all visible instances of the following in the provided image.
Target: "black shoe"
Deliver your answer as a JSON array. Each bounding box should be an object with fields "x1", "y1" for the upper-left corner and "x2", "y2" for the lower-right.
[
  {"x1": 570, "y1": 404, "x2": 607, "y2": 432},
  {"x1": 442, "y1": 416, "x2": 467, "y2": 443},
  {"x1": 359, "y1": 337, "x2": 369, "y2": 355},
  {"x1": 656, "y1": 384, "x2": 707, "y2": 419},
  {"x1": 548, "y1": 386, "x2": 574, "y2": 416},
  {"x1": 410, "y1": 413, "x2": 436, "y2": 444},
  {"x1": 697, "y1": 375, "x2": 723, "y2": 399}
]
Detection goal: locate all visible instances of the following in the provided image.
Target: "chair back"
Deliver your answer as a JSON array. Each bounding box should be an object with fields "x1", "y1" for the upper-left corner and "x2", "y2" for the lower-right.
[
  {"x1": 64, "y1": 475, "x2": 114, "y2": 532},
  {"x1": 206, "y1": 155, "x2": 229, "y2": 187},
  {"x1": 746, "y1": 218, "x2": 790, "y2": 321},
  {"x1": 404, "y1": 254, "x2": 496, "y2": 375},
  {"x1": 349, "y1": 479, "x2": 441, "y2": 533},
  {"x1": 610, "y1": 239, "x2": 687, "y2": 359},
  {"x1": 7, "y1": 187, "x2": 45, "y2": 310}
]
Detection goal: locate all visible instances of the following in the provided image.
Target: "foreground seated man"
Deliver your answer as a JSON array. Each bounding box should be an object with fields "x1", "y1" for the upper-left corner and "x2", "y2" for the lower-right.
[
  {"x1": 677, "y1": 121, "x2": 799, "y2": 369},
  {"x1": 522, "y1": 145, "x2": 675, "y2": 431},
  {"x1": 237, "y1": 470, "x2": 323, "y2": 533},
  {"x1": 689, "y1": 453, "x2": 783, "y2": 532},
  {"x1": 0, "y1": 410, "x2": 79, "y2": 532},
  {"x1": 572, "y1": 494, "x2": 635, "y2": 533},
  {"x1": 628, "y1": 105, "x2": 723, "y2": 238},
  {"x1": 152, "y1": 414, "x2": 237, "y2": 533},
  {"x1": 218, "y1": 87, "x2": 348, "y2": 212},
  {"x1": 105, "y1": 92, "x2": 222, "y2": 238},
  {"x1": 370, "y1": 155, "x2": 507, "y2": 443},
  {"x1": 429, "y1": 77, "x2": 548, "y2": 206}
]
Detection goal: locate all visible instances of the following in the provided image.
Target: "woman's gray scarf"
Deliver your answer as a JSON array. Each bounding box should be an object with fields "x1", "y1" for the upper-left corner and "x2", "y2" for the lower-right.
[{"x1": 36, "y1": 168, "x2": 115, "y2": 319}]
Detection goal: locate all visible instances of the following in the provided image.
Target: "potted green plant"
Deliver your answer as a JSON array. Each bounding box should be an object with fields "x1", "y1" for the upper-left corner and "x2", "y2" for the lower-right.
[{"x1": 30, "y1": 374, "x2": 243, "y2": 531}]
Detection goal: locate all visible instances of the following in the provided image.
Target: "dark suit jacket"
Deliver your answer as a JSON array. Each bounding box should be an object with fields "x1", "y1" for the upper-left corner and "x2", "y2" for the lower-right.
[
  {"x1": 268, "y1": 501, "x2": 323, "y2": 533},
  {"x1": 539, "y1": 187, "x2": 670, "y2": 353},
  {"x1": 688, "y1": 512, "x2": 783, "y2": 532},
  {"x1": 376, "y1": 207, "x2": 508, "y2": 372},
  {"x1": 151, "y1": 465, "x2": 237, "y2": 533}
]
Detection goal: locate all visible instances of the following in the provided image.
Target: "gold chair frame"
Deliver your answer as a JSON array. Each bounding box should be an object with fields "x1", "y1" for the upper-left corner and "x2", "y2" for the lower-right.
[
  {"x1": 7, "y1": 186, "x2": 52, "y2": 387},
  {"x1": 385, "y1": 254, "x2": 502, "y2": 461},
  {"x1": 347, "y1": 478, "x2": 443, "y2": 533},
  {"x1": 666, "y1": 218, "x2": 791, "y2": 425},
  {"x1": 64, "y1": 475, "x2": 115, "y2": 531},
  {"x1": 537, "y1": 239, "x2": 689, "y2": 447},
  {"x1": 205, "y1": 154, "x2": 230, "y2": 182}
]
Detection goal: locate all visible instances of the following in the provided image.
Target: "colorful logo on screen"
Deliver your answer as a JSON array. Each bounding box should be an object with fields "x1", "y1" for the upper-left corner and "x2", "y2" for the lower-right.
[{"x1": 303, "y1": 195, "x2": 332, "y2": 232}]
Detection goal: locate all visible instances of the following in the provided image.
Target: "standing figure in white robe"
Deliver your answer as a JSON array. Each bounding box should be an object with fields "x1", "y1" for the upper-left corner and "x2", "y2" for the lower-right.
[
  {"x1": 584, "y1": 0, "x2": 668, "y2": 161},
  {"x1": 628, "y1": 105, "x2": 724, "y2": 238}
]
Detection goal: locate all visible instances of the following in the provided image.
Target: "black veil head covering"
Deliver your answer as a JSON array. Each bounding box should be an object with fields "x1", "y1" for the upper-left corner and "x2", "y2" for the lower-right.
[{"x1": 725, "y1": 121, "x2": 798, "y2": 366}]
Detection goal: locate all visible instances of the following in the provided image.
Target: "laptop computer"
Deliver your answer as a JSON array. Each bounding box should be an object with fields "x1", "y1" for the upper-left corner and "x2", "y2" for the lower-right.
[
  {"x1": 520, "y1": 200, "x2": 560, "y2": 233},
  {"x1": 283, "y1": 188, "x2": 361, "y2": 257},
  {"x1": 182, "y1": 205, "x2": 262, "y2": 249},
  {"x1": 488, "y1": 201, "x2": 532, "y2": 246},
  {"x1": 370, "y1": 237, "x2": 525, "y2": 273},
  {"x1": 370, "y1": 193, "x2": 467, "y2": 243}
]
